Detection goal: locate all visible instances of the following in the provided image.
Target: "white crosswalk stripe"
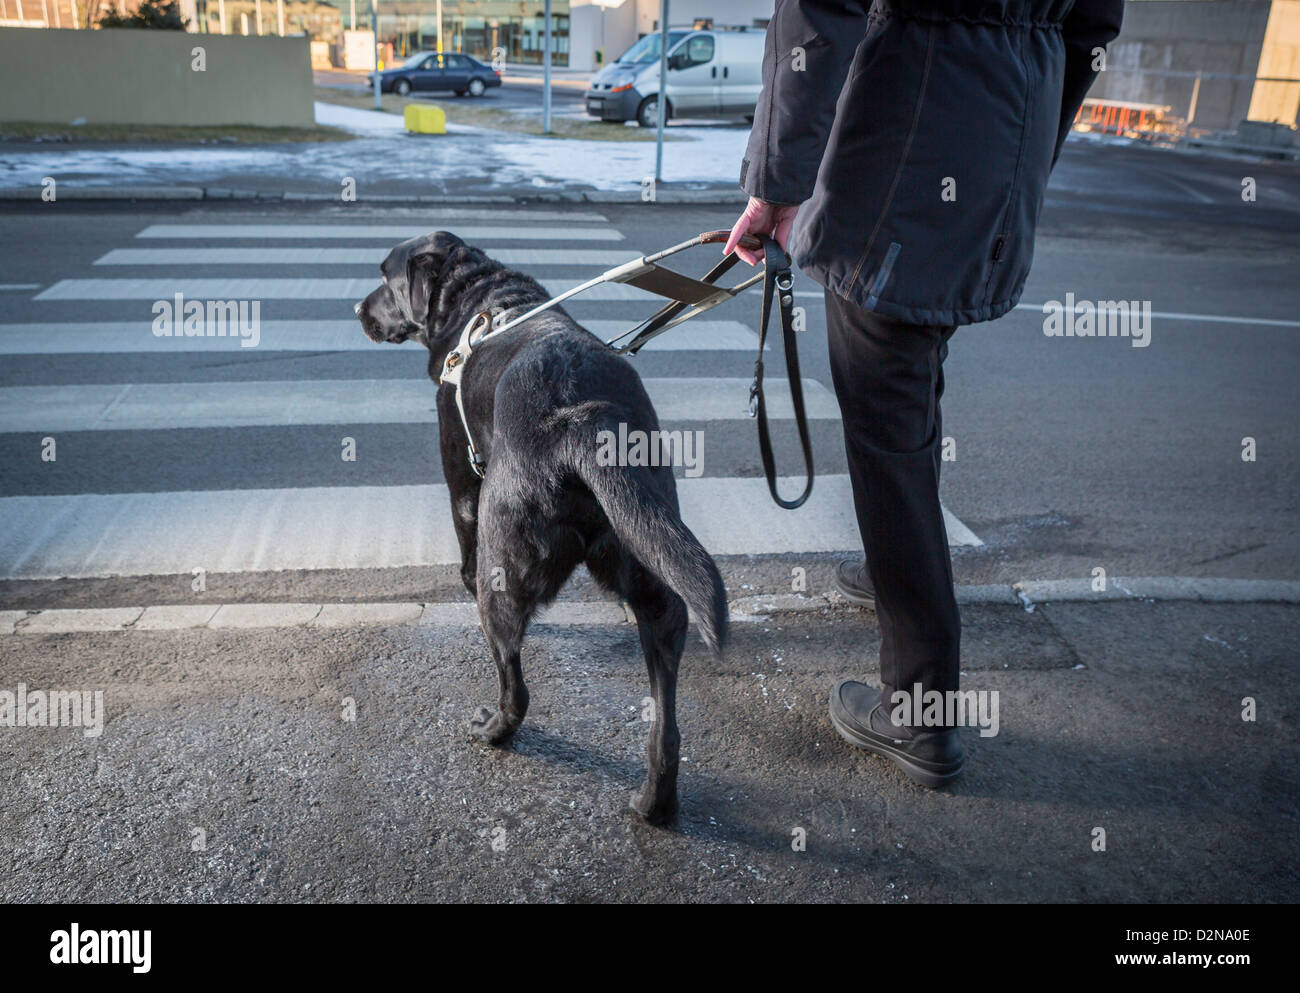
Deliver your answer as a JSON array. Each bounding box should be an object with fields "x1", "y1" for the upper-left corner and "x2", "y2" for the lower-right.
[
  {"x1": 134, "y1": 223, "x2": 622, "y2": 240},
  {"x1": 0, "y1": 320, "x2": 762, "y2": 353},
  {"x1": 1, "y1": 378, "x2": 839, "y2": 432},
  {"x1": 3, "y1": 214, "x2": 983, "y2": 581},
  {"x1": 95, "y1": 248, "x2": 643, "y2": 266},
  {"x1": 0, "y1": 477, "x2": 980, "y2": 581},
  {"x1": 36, "y1": 278, "x2": 673, "y2": 301}
]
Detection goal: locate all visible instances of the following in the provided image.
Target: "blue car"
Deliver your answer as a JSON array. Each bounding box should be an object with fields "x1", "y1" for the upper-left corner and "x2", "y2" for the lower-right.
[{"x1": 368, "y1": 52, "x2": 502, "y2": 97}]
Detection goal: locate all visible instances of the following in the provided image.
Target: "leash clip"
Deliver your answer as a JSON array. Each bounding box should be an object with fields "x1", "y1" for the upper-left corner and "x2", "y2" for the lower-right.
[{"x1": 467, "y1": 446, "x2": 486, "y2": 478}]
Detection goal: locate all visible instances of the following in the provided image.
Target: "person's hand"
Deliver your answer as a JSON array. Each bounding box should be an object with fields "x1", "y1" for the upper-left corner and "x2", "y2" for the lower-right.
[{"x1": 724, "y1": 197, "x2": 800, "y2": 265}]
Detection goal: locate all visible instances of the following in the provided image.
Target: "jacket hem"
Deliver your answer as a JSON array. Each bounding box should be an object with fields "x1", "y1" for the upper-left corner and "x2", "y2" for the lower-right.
[{"x1": 805, "y1": 258, "x2": 1023, "y2": 328}]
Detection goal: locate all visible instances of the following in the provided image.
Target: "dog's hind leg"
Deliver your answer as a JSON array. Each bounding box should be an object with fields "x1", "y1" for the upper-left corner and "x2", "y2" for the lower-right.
[
  {"x1": 624, "y1": 566, "x2": 688, "y2": 826},
  {"x1": 468, "y1": 579, "x2": 531, "y2": 746}
]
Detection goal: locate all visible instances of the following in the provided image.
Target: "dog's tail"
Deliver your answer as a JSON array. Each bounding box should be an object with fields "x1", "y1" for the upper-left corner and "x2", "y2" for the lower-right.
[{"x1": 570, "y1": 419, "x2": 728, "y2": 655}]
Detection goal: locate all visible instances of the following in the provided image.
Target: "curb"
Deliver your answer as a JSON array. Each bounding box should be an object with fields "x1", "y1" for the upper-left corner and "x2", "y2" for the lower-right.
[
  {"x1": 0, "y1": 186, "x2": 748, "y2": 205},
  {"x1": 3, "y1": 578, "x2": 1298, "y2": 635}
]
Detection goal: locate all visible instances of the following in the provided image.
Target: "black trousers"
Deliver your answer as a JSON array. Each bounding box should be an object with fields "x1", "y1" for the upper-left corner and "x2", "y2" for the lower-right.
[{"x1": 825, "y1": 288, "x2": 961, "y2": 702}]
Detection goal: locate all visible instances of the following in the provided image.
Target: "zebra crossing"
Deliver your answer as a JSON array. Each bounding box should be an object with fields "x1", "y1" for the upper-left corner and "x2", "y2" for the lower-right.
[{"x1": 0, "y1": 210, "x2": 981, "y2": 582}]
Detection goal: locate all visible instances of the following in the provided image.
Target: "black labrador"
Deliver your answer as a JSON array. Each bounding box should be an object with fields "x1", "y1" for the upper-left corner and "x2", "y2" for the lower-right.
[{"x1": 356, "y1": 231, "x2": 728, "y2": 824}]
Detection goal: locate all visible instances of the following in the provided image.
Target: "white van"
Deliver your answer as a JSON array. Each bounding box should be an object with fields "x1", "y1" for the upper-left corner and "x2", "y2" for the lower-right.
[{"x1": 584, "y1": 27, "x2": 765, "y2": 127}]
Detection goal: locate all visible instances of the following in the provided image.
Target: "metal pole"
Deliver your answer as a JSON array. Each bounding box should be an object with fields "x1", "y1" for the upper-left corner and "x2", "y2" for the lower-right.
[
  {"x1": 654, "y1": 0, "x2": 669, "y2": 183},
  {"x1": 436, "y1": 0, "x2": 443, "y2": 52},
  {"x1": 543, "y1": 0, "x2": 552, "y2": 134},
  {"x1": 255, "y1": 0, "x2": 262, "y2": 34},
  {"x1": 350, "y1": 0, "x2": 354, "y2": 30},
  {"x1": 372, "y1": 1, "x2": 382, "y2": 109},
  {"x1": 276, "y1": 0, "x2": 284, "y2": 35},
  {"x1": 1187, "y1": 72, "x2": 1202, "y2": 129}
]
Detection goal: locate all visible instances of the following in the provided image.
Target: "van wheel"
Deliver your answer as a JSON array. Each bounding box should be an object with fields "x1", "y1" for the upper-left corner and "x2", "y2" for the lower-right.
[{"x1": 637, "y1": 95, "x2": 668, "y2": 128}]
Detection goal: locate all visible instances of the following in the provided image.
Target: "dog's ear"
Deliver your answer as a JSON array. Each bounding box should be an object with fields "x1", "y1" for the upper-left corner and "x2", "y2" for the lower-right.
[{"x1": 384, "y1": 230, "x2": 464, "y2": 328}]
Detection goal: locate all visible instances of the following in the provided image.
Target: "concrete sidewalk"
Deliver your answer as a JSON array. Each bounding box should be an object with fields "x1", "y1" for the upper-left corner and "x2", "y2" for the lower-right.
[{"x1": 1, "y1": 595, "x2": 1295, "y2": 902}]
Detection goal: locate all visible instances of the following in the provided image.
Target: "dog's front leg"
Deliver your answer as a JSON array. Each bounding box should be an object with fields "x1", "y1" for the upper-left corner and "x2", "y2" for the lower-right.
[{"x1": 438, "y1": 393, "x2": 482, "y2": 598}]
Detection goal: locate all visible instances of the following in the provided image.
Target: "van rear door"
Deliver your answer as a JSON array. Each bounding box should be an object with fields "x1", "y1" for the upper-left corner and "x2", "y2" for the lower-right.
[{"x1": 717, "y1": 33, "x2": 764, "y2": 114}]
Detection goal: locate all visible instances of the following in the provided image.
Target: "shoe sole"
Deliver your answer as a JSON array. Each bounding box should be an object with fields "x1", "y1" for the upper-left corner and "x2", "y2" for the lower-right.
[
  {"x1": 828, "y1": 698, "x2": 963, "y2": 789},
  {"x1": 832, "y1": 572, "x2": 876, "y2": 610}
]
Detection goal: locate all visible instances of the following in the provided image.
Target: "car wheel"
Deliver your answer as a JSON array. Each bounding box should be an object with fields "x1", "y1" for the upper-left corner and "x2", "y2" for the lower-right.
[
  {"x1": 637, "y1": 95, "x2": 667, "y2": 128},
  {"x1": 468, "y1": 78, "x2": 486, "y2": 97},
  {"x1": 394, "y1": 79, "x2": 411, "y2": 96}
]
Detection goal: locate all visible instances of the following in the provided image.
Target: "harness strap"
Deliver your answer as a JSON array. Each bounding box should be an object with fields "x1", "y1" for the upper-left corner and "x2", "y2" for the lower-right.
[
  {"x1": 439, "y1": 311, "x2": 491, "y2": 478},
  {"x1": 750, "y1": 235, "x2": 814, "y2": 510}
]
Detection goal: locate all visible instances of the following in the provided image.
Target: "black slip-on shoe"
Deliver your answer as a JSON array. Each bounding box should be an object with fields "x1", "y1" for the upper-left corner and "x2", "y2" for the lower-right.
[
  {"x1": 828, "y1": 679, "x2": 964, "y2": 788},
  {"x1": 834, "y1": 558, "x2": 875, "y2": 609}
]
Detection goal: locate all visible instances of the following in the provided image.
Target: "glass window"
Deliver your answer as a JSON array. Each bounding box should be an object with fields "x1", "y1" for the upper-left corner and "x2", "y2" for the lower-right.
[
  {"x1": 616, "y1": 31, "x2": 689, "y2": 65},
  {"x1": 681, "y1": 35, "x2": 714, "y2": 66}
]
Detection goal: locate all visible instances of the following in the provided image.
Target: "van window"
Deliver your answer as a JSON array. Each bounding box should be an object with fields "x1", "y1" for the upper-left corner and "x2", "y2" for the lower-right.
[
  {"x1": 680, "y1": 35, "x2": 715, "y2": 67},
  {"x1": 616, "y1": 31, "x2": 690, "y2": 65}
]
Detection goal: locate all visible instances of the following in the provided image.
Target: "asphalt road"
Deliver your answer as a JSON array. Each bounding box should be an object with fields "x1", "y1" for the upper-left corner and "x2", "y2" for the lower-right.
[
  {"x1": 1, "y1": 148, "x2": 1297, "y2": 596},
  {"x1": 4, "y1": 598, "x2": 1296, "y2": 902},
  {"x1": 1, "y1": 142, "x2": 1297, "y2": 904}
]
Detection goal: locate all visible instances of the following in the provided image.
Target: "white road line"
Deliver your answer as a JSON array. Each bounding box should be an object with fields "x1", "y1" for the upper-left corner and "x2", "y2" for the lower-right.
[
  {"x1": 791, "y1": 290, "x2": 1300, "y2": 329},
  {"x1": 133, "y1": 224, "x2": 621, "y2": 241},
  {"x1": 581, "y1": 321, "x2": 760, "y2": 351},
  {"x1": 95, "y1": 248, "x2": 643, "y2": 267},
  {"x1": 35, "y1": 278, "x2": 394, "y2": 300},
  {"x1": 0, "y1": 476, "x2": 979, "y2": 580},
  {"x1": 35, "y1": 277, "x2": 667, "y2": 301},
  {"x1": 1013, "y1": 303, "x2": 1300, "y2": 329},
  {"x1": 0, "y1": 377, "x2": 838, "y2": 432},
  {"x1": 0, "y1": 319, "x2": 759, "y2": 354}
]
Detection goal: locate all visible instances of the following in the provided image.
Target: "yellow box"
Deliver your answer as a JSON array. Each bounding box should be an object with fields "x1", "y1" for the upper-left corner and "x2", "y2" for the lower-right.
[{"x1": 404, "y1": 103, "x2": 447, "y2": 135}]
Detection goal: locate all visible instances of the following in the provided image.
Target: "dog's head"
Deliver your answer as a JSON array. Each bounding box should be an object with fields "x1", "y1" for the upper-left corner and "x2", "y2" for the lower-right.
[{"x1": 355, "y1": 230, "x2": 466, "y2": 347}]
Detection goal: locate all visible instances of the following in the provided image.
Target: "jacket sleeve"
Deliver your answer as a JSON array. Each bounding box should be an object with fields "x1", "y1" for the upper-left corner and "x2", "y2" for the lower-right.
[
  {"x1": 740, "y1": 0, "x2": 872, "y2": 205},
  {"x1": 1052, "y1": 0, "x2": 1125, "y2": 166}
]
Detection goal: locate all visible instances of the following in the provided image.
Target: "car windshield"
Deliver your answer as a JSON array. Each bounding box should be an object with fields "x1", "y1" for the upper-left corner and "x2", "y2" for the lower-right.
[{"x1": 616, "y1": 31, "x2": 689, "y2": 65}]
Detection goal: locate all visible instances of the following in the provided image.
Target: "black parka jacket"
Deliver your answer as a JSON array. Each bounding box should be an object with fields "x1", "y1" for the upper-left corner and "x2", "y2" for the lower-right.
[{"x1": 740, "y1": 0, "x2": 1125, "y2": 326}]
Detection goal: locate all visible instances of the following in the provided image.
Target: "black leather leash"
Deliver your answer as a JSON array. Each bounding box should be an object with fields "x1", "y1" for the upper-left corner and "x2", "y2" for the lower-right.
[{"x1": 748, "y1": 234, "x2": 814, "y2": 510}]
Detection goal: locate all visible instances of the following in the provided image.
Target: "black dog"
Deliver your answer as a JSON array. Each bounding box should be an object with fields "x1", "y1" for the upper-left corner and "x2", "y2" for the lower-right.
[{"x1": 356, "y1": 231, "x2": 728, "y2": 824}]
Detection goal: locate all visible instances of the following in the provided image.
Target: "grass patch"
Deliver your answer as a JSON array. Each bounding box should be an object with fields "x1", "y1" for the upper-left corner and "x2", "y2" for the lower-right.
[
  {"x1": 0, "y1": 121, "x2": 353, "y2": 144},
  {"x1": 315, "y1": 86, "x2": 672, "y2": 142}
]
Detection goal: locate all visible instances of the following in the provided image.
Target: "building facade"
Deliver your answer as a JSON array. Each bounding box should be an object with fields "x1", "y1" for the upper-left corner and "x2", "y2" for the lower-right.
[
  {"x1": 319, "y1": 0, "x2": 775, "y2": 70},
  {"x1": 1087, "y1": 0, "x2": 1300, "y2": 132}
]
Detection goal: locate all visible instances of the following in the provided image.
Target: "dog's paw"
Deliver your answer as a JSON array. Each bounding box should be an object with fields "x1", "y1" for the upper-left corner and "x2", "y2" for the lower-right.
[
  {"x1": 630, "y1": 783, "x2": 679, "y2": 827},
  {"x1": 468, "y1": 706, "x2": 519, "y2": 746}
]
